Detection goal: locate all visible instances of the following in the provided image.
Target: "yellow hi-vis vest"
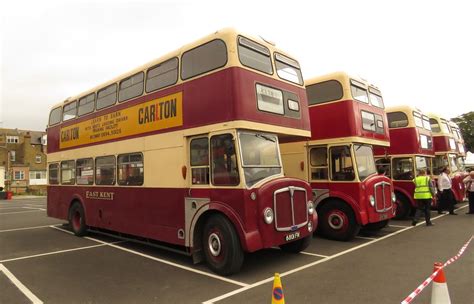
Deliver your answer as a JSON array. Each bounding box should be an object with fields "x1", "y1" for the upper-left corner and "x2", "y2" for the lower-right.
[{"x1": 414, "y1": 176, "x2": 432, "y2": 199}]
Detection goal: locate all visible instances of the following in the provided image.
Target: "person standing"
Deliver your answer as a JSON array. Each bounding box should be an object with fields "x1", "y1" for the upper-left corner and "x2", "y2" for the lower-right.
[
  {"x1": 412, "y1": 169, "x2": 435, "y2": 226},
  {"x1": 463, "y1": 171, "x2": 474, "y2": 214},
  {"x1": 437, "y1": 167, "x2": 457, "y2": 215}
]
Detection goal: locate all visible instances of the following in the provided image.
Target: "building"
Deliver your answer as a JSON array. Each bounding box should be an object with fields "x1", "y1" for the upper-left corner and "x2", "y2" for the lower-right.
[{"x1": 0, "y1": 128, "x2": 47, "y2": 194}]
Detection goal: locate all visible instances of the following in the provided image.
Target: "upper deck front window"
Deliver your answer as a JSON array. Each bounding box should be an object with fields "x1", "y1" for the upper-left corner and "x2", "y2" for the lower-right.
[
  {"x1": 63, "y1": 101, "x2": 77, "y2": 121},
  {"x1": 306, "y1": 80, "x2": 343, "y2": 105},
  {"x1": 387, "y1": 112, "x2": 408, "y2": 128},
  {"x1": 440, "y1": 120, "x2": 451, "y2": 133},
  {"x1": 274, "y1": 53, "x2": 303, "y2": 85},
  {"x1": 422, "y1": 115, "x2": 431, "y2": 130},
  {"x1": 368, "y1": 87, "x2": 384, "y2": 108},
  {"x1": 238, "y1": 36, "x2": 273, "y2": 75},
  {"x1": 413, "y1": 111, "x2": 424, "y2": 128},
  {"x1": 239, "y1": 132, "x2": 281, "y2": 188},
  {"x1": 350, "y1": 79, "x2": 368, "y2": 104},
  {"x1": 49, "y1": 107, "x2": 62, "y2": 126},
  {"x1": 429, "y1": 118, "x2": 441, "y2": 132},
  {"x1": 354, "y1": 144, "x2": 376, "y2": 181}
]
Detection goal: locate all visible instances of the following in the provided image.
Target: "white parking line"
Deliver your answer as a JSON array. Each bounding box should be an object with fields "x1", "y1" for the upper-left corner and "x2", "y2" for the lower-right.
[
  {"x1": 0, "y1": 264, "x2": 43, "y2": 304},
  {"x1": 51, "y1": 225, "x2": 249, "y2": 288},
  {"x1": 300, "y1": 251, "x2": 329, "y2": 258},
  {"x1": 355, "y1": 236, "x2": 377, "y2": 241},
  {"x1": 0, "y1": 210, "x2": 45, "y2": 215},
  {"x1": 22, "y1": 207, "x2": 46, "y2": 211},
  {"x1": 388, "y1": 224, "x2": 408, "y2": 228},
  {"x1": 0, "y1": 225, "x2": 56, "y2": 233}
]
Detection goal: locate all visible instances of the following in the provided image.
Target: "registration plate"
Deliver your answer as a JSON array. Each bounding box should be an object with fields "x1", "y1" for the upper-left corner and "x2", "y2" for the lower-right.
[
  {"x1": 380, "y1": 213, "x2": 388, "y2": 220},
  {"x1": 285, "y1": 231, "x2": 300, "y2": 242}
]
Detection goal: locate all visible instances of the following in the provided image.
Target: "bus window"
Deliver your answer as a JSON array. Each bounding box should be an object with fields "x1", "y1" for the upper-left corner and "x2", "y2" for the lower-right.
[
  {"x1": 211, "y1": 134, "x2": 239, "y2": 186},
  {"x1": 368, "y1": 88, "x2": 384, "y2": 108},
  {"x1": 97, "y1": 84, "x2": 117, "y2": 110},
  {"x1": 95, "y1": 156, "x2": 116, "y2": 185},
  {"x1": 78, "y1": 93, "x2": 95, "y2": 116},
  {"x1": 181, "y1": 39, "x2": 227, "y2": 80},
  {"x1": 420, "y1": 134, "x2": 433, "y2": 149},
  {"x1": 146, "y1": 58, "x2": 179, "y2": 93},
  {"x1": 61, "y1": 160, "x2": 75, "y2": 185},
  {"x1": 387, "y1": 111, "x2": 408, "y2": 128},
  {"x1": 361, "y1": 111, "x2": 376, "y2": 132},
  {"x1": 330, "y1": 146, "x2": 355, "y2": 181},
  {"x1": 433, "y1": 155, "x2": 447, "y2": 175},
  {"x1": 256, "y1": 84, "x2": 284, "y2": 115},
  {"x1": 310, "y1": 147, "x2": 328, "y2": 180},
  {"x1": 119, "y1": 72, "x2": 144, "y2": 102},
  {"x1": 415, "y1": 156, "x2": 430, "y2": 174},
  {"x1": 448, "y1": 154, "x2": 458, "y2": 173},
  {"x1": 238, "y1": 36, "x2": 272, "y2": 75},
  {"x1": 49, "y1": 107, "x2": 62, "y2": 125},
  {"x1": 350, "y1": 80, "x2": 368, "y2": 103},
  {"x1": 274, "y1": 53, "x2": 303, "y2": 85},
  {"x1": 375, "y1": 114, "x2": 385, "y2": 134},
  {"x1": 190, "y1": 137, "x2": 209, "y2": 185},
  {"x1": 306, "y1": 80, "x2": 344, "y2": 105},
  {"x1": 440, "y1": 120, "x2": 451, "y2": 133},
  {"x1": 429, "y1": 118, "x2": 441, "y2": 132},
  {"x1": 422, "y1": 115, "x2": 431, "y2": 130},
  {"x1": 118, "y1": 153, "x2": 144, "y2": 186},
  {"x1": 354, "y1": 144, "x2": 376, "y2": 181},
  {"x1": 239, "y1": 132, "x2": 281, "y2": 187},
  {"x1": 76, "y1": 158, "x2": 94, "y2": 185},
  {"x1": 48, "y1": 163, "x2": 60, "y2": 184},
  {"x1": 449, "y1": 138, "x2": 456, "y2": 150},
  {"x1": 392, "y1": 157, "x2": 413, "y2": 180},
  {"x1": 413, "y1": 111, "x2": 423, "y2": 128},
  {"x1": 375, "y1": 158, "x2": 391, "y2": 177},
  {"x1": 63, "y1": 101, "x2": 77, "y2": 121}
]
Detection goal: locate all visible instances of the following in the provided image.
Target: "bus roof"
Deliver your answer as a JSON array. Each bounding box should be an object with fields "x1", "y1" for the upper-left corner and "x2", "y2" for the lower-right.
[
  {"x1": 50, "y1": 28, "x2": 300, "y2": 110},
  {"x1": 305, "y1": 71, "x2": 381, "y2": 91}
]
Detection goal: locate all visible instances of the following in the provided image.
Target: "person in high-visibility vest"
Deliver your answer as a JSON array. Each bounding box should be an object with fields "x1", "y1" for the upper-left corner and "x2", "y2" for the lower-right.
[{"x1": 412, "y1": 169, "x2": 435, "y2": 226}]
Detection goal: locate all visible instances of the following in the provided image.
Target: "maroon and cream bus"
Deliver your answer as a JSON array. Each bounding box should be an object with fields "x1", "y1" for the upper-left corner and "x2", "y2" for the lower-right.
[
  {"x1": 374, "y1": 106, "x2": 435, "y2": 219},
  {"x1": 46, "y1": 28, "x2": 318, "y2": 275},
  {"x1": 280, "y1": 72, "x2": 395, "y2": 241},
  {"x1": 428, "y1": 114, "x2": 467, "y2": 202}
]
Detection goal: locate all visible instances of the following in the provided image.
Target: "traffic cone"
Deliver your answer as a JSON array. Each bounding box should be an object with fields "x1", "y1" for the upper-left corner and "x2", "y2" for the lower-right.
[
  {"x1": 272, "y1": 273, "x2": 285, "y2": 304},
  {"x1": 431, "y1": 262, "x2": 451, "y2": 304}
]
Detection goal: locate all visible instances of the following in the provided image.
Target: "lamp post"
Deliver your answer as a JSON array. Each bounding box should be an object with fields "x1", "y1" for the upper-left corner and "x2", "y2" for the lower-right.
[{"x1": 0, "y1": 146, "x2": 11, "y2": 192}]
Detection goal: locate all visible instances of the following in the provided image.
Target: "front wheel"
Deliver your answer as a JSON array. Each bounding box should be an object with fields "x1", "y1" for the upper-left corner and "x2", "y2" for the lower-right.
[
  {"x1": 279, "y1": 236, "x2": 311, "y2": 253},
  {"x1": 69, "y1": 202, "x2": 88, "y2": 236},
  {"x1": 318, "y1": 200, "x2": 360, "y2": 241},
  {"x1": 202, "y1": 214, "x2": 244, "y2": 276},
  {"x1": 393, "y1": 193, "x2": 411, "y2": 220}
]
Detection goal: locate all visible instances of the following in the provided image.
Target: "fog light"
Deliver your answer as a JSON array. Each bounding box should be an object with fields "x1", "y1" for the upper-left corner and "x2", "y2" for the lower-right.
[
  {"x1": 391, "y1": 192, "x2": 396, "y2": 203},
  {"x1": 263, "y1": 208, "x2": 274, "y2": 224},
  {"x1": 307, "y1": 201, "x2": 315, "y2": 215},
  {"x1": 369, "y1": 195, "x2": 375, "y2": 207},
  {"x1": 308, "y1": 221, "x2": 313, "y2": 232}
]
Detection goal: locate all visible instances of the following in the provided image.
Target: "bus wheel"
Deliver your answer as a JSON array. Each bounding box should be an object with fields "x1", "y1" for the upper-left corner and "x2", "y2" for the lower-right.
[
  {"x1": 393, "y1": 194, "x2": 411, "y2": 220},
  {"x1": 319, "y1": 201, "x2": 360, "y2": 241},
  {"x1": 69, "y1": 202, "x2": 88, "y2": 236},
  {"x1": 202, "y1": 214, "x2": 244, "y2": 276},
  {"x1": 279, "y1": 235, "x2": 311, "y2": 253}
]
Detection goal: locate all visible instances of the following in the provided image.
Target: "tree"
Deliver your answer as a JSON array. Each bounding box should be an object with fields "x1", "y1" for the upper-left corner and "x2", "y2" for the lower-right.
[{"x1": 452, "y1": 111, "x2": 474, "y2": 152}]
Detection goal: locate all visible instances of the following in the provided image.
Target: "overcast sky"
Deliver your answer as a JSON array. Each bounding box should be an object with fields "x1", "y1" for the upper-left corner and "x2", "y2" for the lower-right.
[{"x1": 1, "y1": 0, "x2": 473, "y2": 131}]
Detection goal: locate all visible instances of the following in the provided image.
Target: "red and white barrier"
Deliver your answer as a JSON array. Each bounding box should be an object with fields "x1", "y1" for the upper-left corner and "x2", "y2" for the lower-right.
[{"x1": 401, "y1": 236, "x2": 473, "y2": 304}]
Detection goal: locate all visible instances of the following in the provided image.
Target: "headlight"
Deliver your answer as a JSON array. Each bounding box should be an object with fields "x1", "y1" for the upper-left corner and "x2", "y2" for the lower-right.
[
  {"x1": 369, "y1": 195, "x2": 375, "y2": 207},
  {"x1": 307, "y1": 221, "x2": 313, "y2": 232},
  {"x1": 391, "y1": 192, "x2": 396, "y2": 203},
  {"x1": 263, "y1": 208, "x2": 274, "y2": 224},
  {"x1": 307, "y1": 201, "x2": 315, "y2": 215}
]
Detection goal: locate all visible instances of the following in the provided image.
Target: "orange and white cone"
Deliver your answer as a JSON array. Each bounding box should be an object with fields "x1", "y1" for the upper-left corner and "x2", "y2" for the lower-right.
[
  {"x1": 431, "y1": 262, "x2": 451, "y2": 304},
  {"x1": 272, "y1": 273, "x2": 285, "y2": 304}
]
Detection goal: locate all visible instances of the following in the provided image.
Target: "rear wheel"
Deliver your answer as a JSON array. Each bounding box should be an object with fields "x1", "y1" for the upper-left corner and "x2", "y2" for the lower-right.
[
  {"x1": 202, "y1": 214, "x2": 244, "y2": 276},
  {"x1": 393, "y1": 193, "x2": 411, "y2": 220},
  {"x1": 69, "y1": 202, "x2": 88, "y2": 236},
  {"x1": 279, "y1": 236, "x2": 311, "y2": 253},
  {"x1": 318, "y1": 200, "x2": 360, "y2": 241}
]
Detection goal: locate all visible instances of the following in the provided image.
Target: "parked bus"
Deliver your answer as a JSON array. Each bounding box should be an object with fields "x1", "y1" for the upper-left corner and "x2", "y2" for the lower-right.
[
  {"x1": 428, "y1": 114, "x2": 466, "y2": 202},
  {"x1": 46, "y1": 28, "x2": 318, "y2": 275},
  {"x1": 280, "y1": 72, "x2": 395, "y2": 241},
  {"x1": 374, "y1": 106, "x2": 435, "y2": 219}
]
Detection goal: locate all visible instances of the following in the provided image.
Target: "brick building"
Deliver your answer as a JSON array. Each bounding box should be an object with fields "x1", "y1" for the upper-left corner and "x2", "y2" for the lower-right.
[{"x1": 0, "y1": 128, "x2": 47, "y2": 194}]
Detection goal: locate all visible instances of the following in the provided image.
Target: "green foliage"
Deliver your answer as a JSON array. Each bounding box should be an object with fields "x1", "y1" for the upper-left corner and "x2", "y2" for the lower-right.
[{"x1": 452, "y1": 111, "x2": 474, "y2": 152}]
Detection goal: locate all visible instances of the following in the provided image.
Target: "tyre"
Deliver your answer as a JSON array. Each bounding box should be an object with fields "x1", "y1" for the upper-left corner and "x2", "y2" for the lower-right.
[
  {"x1": 202, "y1": 214, "x2": 244, "y2": 276},
  {"x1": 279, "y1": 235, "x2": 311, "y2": 253},
  {"x1": 69, "y1": 202, "x2": 88, "y2": 236},
  {"x1": 318, "y1": 200, "x2": 360, "y2": 241},
  {"x1": 393, "y1": 193, "x2": 411, "y2": 220}
]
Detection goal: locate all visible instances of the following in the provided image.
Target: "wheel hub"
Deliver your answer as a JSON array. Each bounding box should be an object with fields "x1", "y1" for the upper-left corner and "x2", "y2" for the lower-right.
[
  {"x1": 328, "y1": 213, "x2": 345, "y2": 229},
  {"x1": 208, "y1": 233, "x2": 222, "y2": 257}
]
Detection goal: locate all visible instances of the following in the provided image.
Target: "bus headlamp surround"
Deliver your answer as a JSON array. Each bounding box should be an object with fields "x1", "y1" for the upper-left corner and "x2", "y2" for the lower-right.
[
  {"x1": 391, "y1": 192, "x2": 396, "y2": 203},
  {"x1": 263, "y1": 207, "x2": 274, "y2": 224},
  {"x1": 369, "y1": 195, "x2": 375, "y2": 207},
  {"x1": 307, "y1": 201, "x2": 315, "y2": 215}
]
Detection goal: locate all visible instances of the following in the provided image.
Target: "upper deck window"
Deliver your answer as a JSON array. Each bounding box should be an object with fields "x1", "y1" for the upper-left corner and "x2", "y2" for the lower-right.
[
  {"x1": 350, "y1": 79, "x2": 368, "y2": 103},
  {"x1": 306, "y1": 80, "x2": 344, "y2": 105},
  {"x1": 440, "y1": 120, "x2": 451, "y2": 133},
  {"x1": 78, "y1": 93, "x2": 95, "y2": 116},
  {"x1": 119, "y1": 72, "x2": 144, "y2": 102},
  {"x1": 413, "y1": 111, "x2": 424, "y2": 128},
  {"x1": 422, "y1": 115, "x2": 431, "y2": 130},
  {"x1": 49, "y1": 107, "x2": 62, "y2": 126},
  {"x1": 368, "y1": 87, "x2": 384, "y2": 108},
  {"x1": 420, "y1": 134, "x2": 433, "y2": 149},
  {"x1": 97, "y1": 84, "x2": 117, "y2": 110},
  {"x1": 274, "y1": 53, "x2": 303, "y2": 85},
  {"x1": 361, "y1": 111, "x2": 376, "y2": 132},
  {"x1": 387, "y1": 111, "x2": 408, "y2": 128},
  {"x1": 146, "y1": 58, "x2": 179, "y2": 93},
  {"x1": 181, "y1": 39, "x2": 227, "y2": 80},
  {"x1": 429, "y1": 118, "x2": 441, "y2": 132},
  {"x1": 238, "y1": 36, "x2": 273, "y2": 75},
  {"x1": 63, "y1": 101, "x2": 77, "y2": 121}
]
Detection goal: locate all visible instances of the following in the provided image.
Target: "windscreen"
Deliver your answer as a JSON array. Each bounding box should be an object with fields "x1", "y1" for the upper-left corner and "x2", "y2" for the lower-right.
[
  {"x1": 448, "y1": 154, "x2": 459, "y2": 173},
  {"x1": 353, "y1": 144, "x2": 376, "y2": 181}
]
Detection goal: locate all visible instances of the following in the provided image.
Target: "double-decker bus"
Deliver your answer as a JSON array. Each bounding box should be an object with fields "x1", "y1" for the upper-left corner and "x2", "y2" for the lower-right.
[
  {"x1": 46, "y1": 28, "x2": 318, "y2": 275},
  {"x1": 374, "y1": 106, "x2": 435, "y2": 219},
  {"x1": 280, "y1": 72, "x2": 395, "y2": 241},
  {"x1": 428, "y1": 114, "x2": 466, "y2": 202}
]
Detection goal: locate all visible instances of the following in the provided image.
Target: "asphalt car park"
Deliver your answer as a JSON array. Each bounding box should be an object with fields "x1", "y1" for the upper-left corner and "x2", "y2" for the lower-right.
[{"x1": 1, "y1": 197, "x2": 473, "y2": 303}]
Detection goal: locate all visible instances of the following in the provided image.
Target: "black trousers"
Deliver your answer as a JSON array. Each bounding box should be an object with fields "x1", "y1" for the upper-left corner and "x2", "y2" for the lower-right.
[
  {"x1": 468, "y1": 191, "x2": 474, "y2": 213},
  {"x1": 439, "y1": 189, "x2": 455, "y2": 213},
  {"x1": 413, "y1": 199, "x2": 432, "y2": 223}
]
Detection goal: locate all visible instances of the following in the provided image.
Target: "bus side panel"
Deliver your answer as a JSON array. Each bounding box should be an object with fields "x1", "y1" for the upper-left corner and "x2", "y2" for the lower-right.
[
  {"x1": 47, "y1": 185, "x2": 69, "y2": 220},
  {"x1": 393, "y1": 181, "x2": 416, "y2": 207}
]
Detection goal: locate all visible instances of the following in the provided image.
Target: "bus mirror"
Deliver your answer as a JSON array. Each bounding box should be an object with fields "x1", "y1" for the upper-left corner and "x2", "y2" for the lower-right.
[{"x1": 182, "y1": 166, "x2": 187, "y2": 180}]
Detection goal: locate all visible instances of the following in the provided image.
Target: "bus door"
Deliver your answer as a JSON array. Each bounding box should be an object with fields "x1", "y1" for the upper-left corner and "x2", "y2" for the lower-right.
[{"x1": 308, "y1": 145, "x2": 330, "y2": 202}]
